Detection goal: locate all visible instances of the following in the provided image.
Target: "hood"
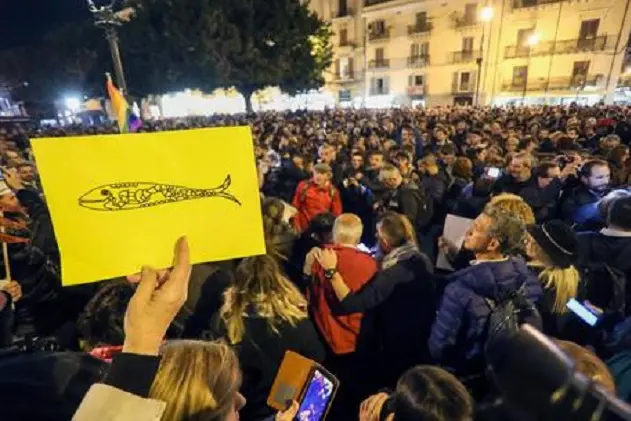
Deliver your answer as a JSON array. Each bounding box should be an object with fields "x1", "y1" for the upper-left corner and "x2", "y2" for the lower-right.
[{"x1": 453, "y1": 258, "x2": 537, "y2": 300}]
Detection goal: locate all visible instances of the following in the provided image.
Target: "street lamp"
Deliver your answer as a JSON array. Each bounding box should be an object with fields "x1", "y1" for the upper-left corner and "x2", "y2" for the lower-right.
[
  {"x1": 475, "y1": 5, "x2": 494, "y2": 106},
  {"x1": 86, "y1": 0, "x2": 136, "y2": 93},
  {"x1": 522, "y1": 33, "x2": 540, "y2": 104}
]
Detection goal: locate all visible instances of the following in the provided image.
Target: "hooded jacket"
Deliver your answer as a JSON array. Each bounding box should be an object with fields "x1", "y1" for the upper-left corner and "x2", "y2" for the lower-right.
[{"x1": 429, "y1": 258, "x2": 543, "y2": 372}]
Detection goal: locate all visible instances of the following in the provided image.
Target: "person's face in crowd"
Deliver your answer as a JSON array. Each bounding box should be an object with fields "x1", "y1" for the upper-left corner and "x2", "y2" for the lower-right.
[
  {"x1": 435, "y1": 130, "x2": 447, "y2": 142},
  {"x1": 369, "y1": 135, "x2": 380, "y2": 147},
  {"x1": 537, "y1": 165, "x2": 561, "y2": 189},
  {"x1": 351, "y1": 155, "x2": 364, "y2": 170},
  {"x1": 476, "y1": 148, "x2": 488, "y2": 162},
  {"x1": 382, "y1": 172, "x2": 403, "y2": 190},
  {"x1": 456, "y1": 121, "x2": 467, "y2": 132},
  {"x1": 567, "y1": 128, "x2": 579, "y2": 140},
  {"x1": 397, "y1": 156, "x2": 410, "y2": 172},
  {"x1": 0, "y1": 192, "x2": 19, "y2": 210},
  {"x1": 319, "y1": 146, "x2": 335, "y2": 164},
  {"x1": 464, "y1": 214, "x2": 498, "y2": 254},
  {"x1": 491, "y1": 122, "x2": 502, "y2": 135},
  {"x1": 18, "y1": 165, "x2": 35, "y2": 183},
  {"x1": 369, "y1": 154, "x2": 385, "y2": 169},
  {"x1": 586, "y1": 117, "x2": 597, "y2": 128},
  {"x1": 376, "y1": 222, "x2": 392, "y2": 254},
  {"x1": 292, "y1": 156, "x2": 304, "y2": 170},
  {"x1": 508, "y1": 157, "x2": 532, "y2": 182},
  {"x1": 583, "y1": 165, "x2": 611, "y2": 192},
  {"x1": 466, "y1": 133, "x2": 481, "y2": 146},
  {"x1": 539, "y1": 129, "x2": 550, "y2": 139},
  {"x1": 605, "y1": 137, "x2": 621, "y2": 150},
  {"x1": 312, "y1": 170, "x2": 331, "y2": 188},
  {"x1": 505, "y1": 137, "x2": 519, "y2": 153},
  {"x1": 440, "y1": 152, "x2": 456, "y2": 167},
  {"x1": 5, "y1": 151, "x2": 21, "y2": 167}
]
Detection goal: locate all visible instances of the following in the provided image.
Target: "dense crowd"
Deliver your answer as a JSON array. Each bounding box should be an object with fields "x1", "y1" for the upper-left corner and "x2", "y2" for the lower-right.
[{"x1": 1, "y1": 104, "x2": 631, "y2": 420}]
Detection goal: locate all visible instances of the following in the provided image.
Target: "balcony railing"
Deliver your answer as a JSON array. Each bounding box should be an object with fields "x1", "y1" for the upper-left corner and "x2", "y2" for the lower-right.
[
  {"x1": 339, "y1": 40, "x2": 356, "y2": 47},
  {"x1": 368, "y1": 29, "x2": 390, "y2": 42},
  {"x1": 368, "y1": 59, "x2": 390, "y2": 69},
  {"x1": 618, "y1": 76, "x2": 631, "y2": 88},
  {"x1": 449, "y1": 50, "x2": 481, "y2": 64},
  {"x1": 407, "y1": 55, "x2": 430, "y2": 67},
  {"x1": 452, "y1": 14, "x2": 478, "y2": 29},
  {"x1": 513, "y1": 0, "x2": 563, "y2": 9},
  {"x1": 334, "y1": 72, "x2": 356, "y2": 82},
  {"x1": 501, "y1": 75, "x2": 603, "y2": 92},
  {"x1": 370, "y1": 88, "x2": 390, "y2": 95},
  {"x1": 408, "y1": 22, "x2": 433, "y2": 35},
  {"x1": 408, "y1": 85, "x2": 425, "y2": 96},
  {"x1": 452, "y1": 82, "x2": 475, "y2": 94},
  {"x1": 504, "y1": 35, "x2": 610, "y2": 58}
]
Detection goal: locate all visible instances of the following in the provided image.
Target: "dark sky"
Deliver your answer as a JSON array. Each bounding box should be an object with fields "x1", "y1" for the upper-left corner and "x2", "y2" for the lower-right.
[{"x1": 0, "y1": 0, "x2": 90, "y2": 49}]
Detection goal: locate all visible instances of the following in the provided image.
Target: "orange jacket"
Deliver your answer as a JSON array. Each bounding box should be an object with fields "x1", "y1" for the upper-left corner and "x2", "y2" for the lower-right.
[
  {"x1": 291, "y1": 180, "x2": 342, "y2": 232},
  {"x1": 310, "y1": 245, "x2": 377, "y2": 355}
]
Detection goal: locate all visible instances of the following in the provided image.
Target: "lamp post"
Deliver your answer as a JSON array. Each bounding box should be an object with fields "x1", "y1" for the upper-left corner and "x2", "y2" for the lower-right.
[
  {"x1": 86, "y1": 0, "x2": 135, "y2": 93},
  {"x1": 522, "y1": 33, "x2": 540, "y2": 105},
  {"x1": 475, "y1": 6, "x2": 494, "y2": 106}
]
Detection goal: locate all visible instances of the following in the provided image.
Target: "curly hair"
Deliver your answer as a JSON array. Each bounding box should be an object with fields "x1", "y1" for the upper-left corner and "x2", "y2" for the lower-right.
[
  {"x1": 487, "y1": 193, "x2": 536, "y2": 225},
  {"x1": 484, "y1": 206, "x2": 527, "y2": 256}
]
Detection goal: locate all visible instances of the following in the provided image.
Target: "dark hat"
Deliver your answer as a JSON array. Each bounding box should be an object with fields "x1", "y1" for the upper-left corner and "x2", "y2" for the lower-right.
[{"x1": 527, "y1": 220, "x2": 578, "y2": 269}]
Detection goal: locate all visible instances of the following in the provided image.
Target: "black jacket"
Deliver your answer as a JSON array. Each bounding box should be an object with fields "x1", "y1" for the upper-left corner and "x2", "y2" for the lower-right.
[
  {"x1": 560, "y1": 185, "x2": 608, "y2": 230},
  {"x1": 382, "y1": 184, "x2": 433, "y2": 231},
  {"x1": 335, "y1": 253, "x2": 436, "y2": 379},
  {"x1": 208, "y1": 315, "x2": 325, "y2": 421},
  {"x1": 577, "y1": 231, "x2": 631, "y2": 278}
]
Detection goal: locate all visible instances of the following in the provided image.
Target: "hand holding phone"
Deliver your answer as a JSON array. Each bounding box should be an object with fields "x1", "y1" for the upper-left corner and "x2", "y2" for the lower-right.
[{"x1": 567, "y1": 298, "x2": 600, "y2": 326}]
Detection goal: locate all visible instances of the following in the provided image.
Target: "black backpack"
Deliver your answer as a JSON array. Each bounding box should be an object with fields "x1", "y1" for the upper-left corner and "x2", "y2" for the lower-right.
[{"x1": 483, "y1": 284, "x2": 541, "y2": 351}]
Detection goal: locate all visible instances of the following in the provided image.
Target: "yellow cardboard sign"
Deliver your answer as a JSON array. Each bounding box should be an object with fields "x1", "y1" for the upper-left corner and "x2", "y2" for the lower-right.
[{"x1": 31, "y1": 127, "x2": 265, "y2": 286}]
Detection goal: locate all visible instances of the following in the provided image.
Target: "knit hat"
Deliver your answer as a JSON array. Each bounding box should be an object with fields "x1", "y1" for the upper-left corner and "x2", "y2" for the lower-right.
[
  {"x1": 0, "y1": 181, "x2": 11, "y2": 196},
  {"x1": 527, "y1": 220, "x2": 578, "y2": 269},
  {"x1": 313, "y1": 163, "x2": 332, "y2": 174}
]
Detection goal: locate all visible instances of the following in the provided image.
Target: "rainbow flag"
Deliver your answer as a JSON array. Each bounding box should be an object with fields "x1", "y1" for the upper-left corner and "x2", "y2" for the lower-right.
[{"x1": 106, "y1": 74, "x2": 142, "y2": 133}]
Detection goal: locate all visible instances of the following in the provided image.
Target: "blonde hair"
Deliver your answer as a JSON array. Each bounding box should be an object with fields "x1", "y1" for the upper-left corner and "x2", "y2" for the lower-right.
[
  {"x1": 221, "y1": 255, "x2": 307, "y2": 344},
  {"x1": 333, "y1": 214, "x2": 363, "y2": 245},
  {"x1": 554, "y1": 340, "x2": 616, "y2": 393},
  {"x1": 150, "y1": 340, "x2": 241, "y2": 421},
  {"x1": 539, "y1": 267, "x2": 580, "y2": 313},
  {"x1": 487, "y1": 194, "x2": 536, "y2": 225},
  {"x1": 399, "y1": 214, "x2": 419, "y2": 247},
  {"x1": 378, "y1": 164, "x2": 401, "y2": 182}
]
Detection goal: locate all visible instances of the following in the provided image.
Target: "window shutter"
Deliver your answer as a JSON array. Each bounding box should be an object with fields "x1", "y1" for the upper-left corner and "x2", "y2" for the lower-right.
[
  {"x1": 348, "y1": 58, "x2": 354, "y2": 77},
  {"x1": 452, "y1": 72, "x2": 459, "y2": 91},
  {"x1": 408, "y1": 75, "x2": 413, "y2": 86},
  {"x1": 334, "y1": 59, "x2": 340, "y2": 77}
]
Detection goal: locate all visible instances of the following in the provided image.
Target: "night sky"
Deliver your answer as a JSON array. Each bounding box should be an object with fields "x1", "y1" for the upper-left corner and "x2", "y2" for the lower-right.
[{"x1": 0, "y1": 0, "x2": 89, "y2": 49}]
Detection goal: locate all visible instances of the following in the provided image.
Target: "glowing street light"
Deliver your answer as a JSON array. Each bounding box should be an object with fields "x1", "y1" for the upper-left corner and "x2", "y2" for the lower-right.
[
  {"x1": 65, "y1": 97, "x2": 81, "y2": 113},
  {"x1": 479, "y1": 6, "x2": 494, "y2": 22},
  {"x1": 527, "y1": 33, "x2": 540, "y2": 47}
]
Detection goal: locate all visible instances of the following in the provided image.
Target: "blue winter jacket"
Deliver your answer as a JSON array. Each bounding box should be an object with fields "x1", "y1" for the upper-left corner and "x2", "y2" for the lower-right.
[{"x1": 428, "y1": 258, "x2": 543, "y2": 372}]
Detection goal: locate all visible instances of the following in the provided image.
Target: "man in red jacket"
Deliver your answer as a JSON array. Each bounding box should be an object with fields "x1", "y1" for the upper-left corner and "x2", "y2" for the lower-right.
[{"x1": 292, "y1": 163, "x2": 342, "y2": 232}]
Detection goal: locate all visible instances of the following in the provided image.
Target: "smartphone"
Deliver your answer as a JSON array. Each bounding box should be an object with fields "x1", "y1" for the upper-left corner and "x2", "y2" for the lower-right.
[
  {"x1": 295, "y1": 367, "x2": 339, "y2": 421},
  {"x1": 566, "y1": 298, "x2": 600, "y2": 327},
  {"x1": 485, "y1": 167, "x2": 501, "y2": 178}
]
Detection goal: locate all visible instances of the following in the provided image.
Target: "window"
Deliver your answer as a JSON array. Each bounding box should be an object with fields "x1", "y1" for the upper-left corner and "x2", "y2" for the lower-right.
[
  {"x1": 375, "y1": 47, "x2": 385, "y2": 61},
  {"x1": 579, "y1": 19, "x2": 599, "y2": 40},
  {"x1": 373, "y1": 77, "x2": 389, "y2": 94},
  {"x1": 517, "y1": 28, "x2": 534, "y2": 48},
  {"x1": 414, "y1": 75, "x2": 425, "y2": 86},
  {"x1": 340, "y1": 28, "x2": 348, "y2": 45},
  {"x1": 338, "y1": 0, "x2": 347, "y2": 15},
  {"x1": 464, "y1": 3, "x2": 477, "y2": 23},
  {"x1": 372, "y1": 20, "x2": 386, "y2": 35},
  {"x1": 512, "y1": 65, "x2": 528, "y2": 85},
  {"x1": 572, "y1": 61, "x2": 590, "y2": 81},
  {"x1": 348, "y1": 58, "x2": 354, "y2": 77},
  {"x1": 462, "y1": 36, "x2": 474, "y2": 52},
  {"x1": 460, "y1": 72, "x2": 472, "y2": 91},
  {"x1": 415, "y1": 11, "x2": 428, "y2": 27},
  {"x1": 339, "y1": 88, "x2": 351, "y2": 102},
  {"x1": 411, "y1": 42, "x2": 429, "y2": 57}
]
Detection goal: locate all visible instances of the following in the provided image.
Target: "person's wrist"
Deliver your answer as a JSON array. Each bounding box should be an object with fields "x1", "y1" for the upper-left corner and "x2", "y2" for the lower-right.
[{"x1": 122, "y1": 337, "x2": 162, "y2": 356}]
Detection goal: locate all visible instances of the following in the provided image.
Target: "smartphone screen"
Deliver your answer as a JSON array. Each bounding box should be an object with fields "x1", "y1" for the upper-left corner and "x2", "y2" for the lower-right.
[
  {"x1": 485, "y1": 167, "x2": 501, "y2": 178},
  {"x1": 296, "y1": 369, "x2": 335, "y2": 421},
  {"x1": 566, "y1": 298, "x2": 599, "y2": 326}
]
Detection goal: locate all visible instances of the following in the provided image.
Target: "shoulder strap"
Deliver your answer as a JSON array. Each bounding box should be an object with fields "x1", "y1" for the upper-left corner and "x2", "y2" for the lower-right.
[{"x1": 299, "y1": 181, "x2": 313, "y2": 205}]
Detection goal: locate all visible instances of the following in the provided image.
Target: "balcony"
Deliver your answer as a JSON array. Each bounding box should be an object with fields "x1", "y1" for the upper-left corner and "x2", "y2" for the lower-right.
[
  {"x1": 407, "y1": 55, "x2": 430, "y2": 68},
  {"x1": 501, "y1": 75, "x2": 604, "y2": 92},
  {"x1": 408, "y1": 22, "x2": 433, "y2": 35},
  {"x1": 618, "y1": 75, "x2": 631, "y2": 88},
  {"x1": 339, "y1": 40, "x2": 356, "y2": 48},
  {"x1": 513, "y1": 0, "x2": 563, "y2": 9},
  {"x1": 408, "y1": 85, "x2": 425, "y2": 96},
  {"x1": 452, "y1": 82, "x2": 475, "y2": 94},
  {"x1": 368, "y1": 59, "x2": 390, "y2": 69},
  {"x1": 333, "y1": 72, "x2": 356, "y2": 83},
  {"x1": 451, "y1": 13, "x2": 478, "y2": 29},
  {"x1": 370, "y1": 87, "x2": 390, "y2": 95},
  {"x1": 504, "y1": 35, "x2": 610, "y2": 58},
  {"x1": 368, "y1": 29, "x2": 390, "y2": 42},
  {"x1": 449, "y1": 50, "x2": 481, "y2": 64}
]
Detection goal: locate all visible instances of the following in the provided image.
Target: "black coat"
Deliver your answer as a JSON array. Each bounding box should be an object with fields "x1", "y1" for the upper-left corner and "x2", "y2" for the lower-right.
[{"x1": 208, "y1": 314, "x2": 325, "y2": 421}]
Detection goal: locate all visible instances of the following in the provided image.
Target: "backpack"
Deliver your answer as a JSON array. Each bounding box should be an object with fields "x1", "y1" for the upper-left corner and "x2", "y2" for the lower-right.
[
  {"x1": 483, "y1": 284, "x2": 541, "y2": 351},
  {"x1": 582, "y1": 262, "x2": 627, "y2": 318}
]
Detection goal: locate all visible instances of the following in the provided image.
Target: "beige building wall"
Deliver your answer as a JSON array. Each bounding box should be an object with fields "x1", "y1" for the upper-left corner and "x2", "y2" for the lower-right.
[{"x1": 309, "y1": 0, "x2": 631, "y2": 106}]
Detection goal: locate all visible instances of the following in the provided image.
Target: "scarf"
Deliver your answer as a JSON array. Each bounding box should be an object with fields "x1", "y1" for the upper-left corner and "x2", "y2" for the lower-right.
[{"x1": 381, "y1": 242, "x2": 421, "y2": 270}]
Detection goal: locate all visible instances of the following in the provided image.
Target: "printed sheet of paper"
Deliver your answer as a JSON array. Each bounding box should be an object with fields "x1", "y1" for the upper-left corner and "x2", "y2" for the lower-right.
[
  {"x1": 32, "y1": 127, "x2": 265, "y2": 286},
  {"x1": 436, "y1": 214, "x2": 474, "y2": 272}
]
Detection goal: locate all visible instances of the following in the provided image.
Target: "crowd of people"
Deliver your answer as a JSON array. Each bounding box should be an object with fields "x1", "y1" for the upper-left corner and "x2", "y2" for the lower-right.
[{"x1": 1, "y1": 103, "x2": 631, "y2": 420}]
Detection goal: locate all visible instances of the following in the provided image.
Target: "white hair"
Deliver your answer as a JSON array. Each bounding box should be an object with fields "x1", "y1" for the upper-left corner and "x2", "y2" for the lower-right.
[{"x1": 333, "y1": 214, "x2": 363, "y2": 245}]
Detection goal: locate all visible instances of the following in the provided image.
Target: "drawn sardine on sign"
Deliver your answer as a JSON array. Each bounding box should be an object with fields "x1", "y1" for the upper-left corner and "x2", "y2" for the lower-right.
[{"x1": 78, "y1": 175, "x2": 242, "y2": 211}]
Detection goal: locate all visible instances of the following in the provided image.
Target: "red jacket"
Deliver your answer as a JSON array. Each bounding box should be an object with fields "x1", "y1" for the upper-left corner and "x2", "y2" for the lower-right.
[
  {"x1": 291, "y1": 180, "x2": 342, "y2": 232},
  {"x1": 310, "y1": 245, "x2": 377, "y2": 355}
]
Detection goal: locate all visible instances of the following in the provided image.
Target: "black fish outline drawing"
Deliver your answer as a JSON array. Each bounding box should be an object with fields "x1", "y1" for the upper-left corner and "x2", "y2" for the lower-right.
[{"x1": 78, "y1": 175, "x2": 242, "y2": 211}]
